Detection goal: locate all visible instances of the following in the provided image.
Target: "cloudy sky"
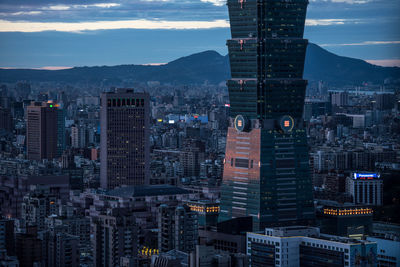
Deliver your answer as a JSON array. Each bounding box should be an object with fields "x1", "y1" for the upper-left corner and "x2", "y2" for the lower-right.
[{"x1": 0, "y1": 0, "x2": 399, "y2": 68}]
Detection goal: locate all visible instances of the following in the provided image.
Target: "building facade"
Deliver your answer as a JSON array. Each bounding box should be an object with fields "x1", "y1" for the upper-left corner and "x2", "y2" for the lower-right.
[
  {"x1": 27, "y1": 101, "x2": 58, "y2": 161},
  {"x1": 247, "y1": 226, "x2": 378, "y2": 267},
  {"x1": 92, "y1": 208, "x2": 138, "y2": 267},
  {"x1": 158, "y1": 204, "x2": 198, "y2": 253},
  {"x1": 219, "y1": 0, "x2": 314, "y2": 230},
  {"x1": 100, "y1": 89, "x2": 150, "y2": 189},
  {"x1": 346, "y1": 173, "x2": 383, "y2": 206}
]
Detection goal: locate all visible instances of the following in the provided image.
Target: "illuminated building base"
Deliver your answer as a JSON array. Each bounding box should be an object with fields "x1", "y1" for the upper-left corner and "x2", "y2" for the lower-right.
[{"x1": 219, "y1": 125, "x2": 315, "y2": 231}]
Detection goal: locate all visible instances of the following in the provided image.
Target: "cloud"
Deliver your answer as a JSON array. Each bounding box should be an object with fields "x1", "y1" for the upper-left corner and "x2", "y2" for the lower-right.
[
  {"x1": 0, "y1": 11, "x2": 42, "y2": 16},
  {"x1": 320, "y1": 41, "x2": 400, "y2": 46},
  {"x1": 200, "y1": 0, "x2": 225, "y2": 6},
  {"x1": 305, "y1": 18, "x2": 363, "y2": 26},
  {"x1": 45, "y1": 3, "x2": 120, "y2": 10},
  {"x1": 366, "y1": 59, "x2": 400, "y2": 67},
  {"x1": 0, "y1": 19, "x2": 230, "y2": 32},
  {"x1": 47, "y1": 5, "x2": 70, "y2": 11}
]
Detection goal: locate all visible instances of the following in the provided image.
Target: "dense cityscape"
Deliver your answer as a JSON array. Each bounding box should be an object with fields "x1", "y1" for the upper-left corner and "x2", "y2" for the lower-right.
[{"x1": 0, "y1": 0, "x2": 400, "y2": 267}]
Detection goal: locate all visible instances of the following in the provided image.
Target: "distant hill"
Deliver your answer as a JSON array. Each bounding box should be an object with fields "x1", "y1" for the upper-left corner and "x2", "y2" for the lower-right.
[{"x1": 0, "y1": 43, "x2": 399, "y2": 86}]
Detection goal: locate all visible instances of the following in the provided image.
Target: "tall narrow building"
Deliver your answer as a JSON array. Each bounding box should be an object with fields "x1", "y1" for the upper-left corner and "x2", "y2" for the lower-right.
[
  {"x1": 219, "y1": 0, "x2": 314, "y2": 230},
  {"x1": 27, "y1": 101, "x2": 58, "y2": 161},
  {"x1": 100, "y1": 89, "x2": 150, "y2": 189}
]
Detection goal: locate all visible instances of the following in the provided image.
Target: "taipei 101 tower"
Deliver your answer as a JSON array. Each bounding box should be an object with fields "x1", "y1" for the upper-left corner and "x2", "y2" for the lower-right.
[{"x1": 219, "y1": 0, "x2": 315, "y2": 230}]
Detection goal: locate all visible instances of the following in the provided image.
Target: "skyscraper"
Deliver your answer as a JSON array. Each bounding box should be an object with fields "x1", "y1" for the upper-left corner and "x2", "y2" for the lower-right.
[
  {"x1": 100, "y1": 89, "x2": 150, "y2": 189},
  {"x1": 27, "y1": 101, "x2": 58, "y2": 161},
  {"x1": 219, "y1": 0, "x2": 314, "y2": 230}
]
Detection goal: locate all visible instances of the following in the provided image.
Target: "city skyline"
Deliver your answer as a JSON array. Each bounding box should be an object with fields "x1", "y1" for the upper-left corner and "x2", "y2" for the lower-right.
[
  {"x1": 0, "y1": 1, "x2": 399, "y2": 266},
  {"x1": 0, "y1": 0, "x2": 399, "y2": 68}
]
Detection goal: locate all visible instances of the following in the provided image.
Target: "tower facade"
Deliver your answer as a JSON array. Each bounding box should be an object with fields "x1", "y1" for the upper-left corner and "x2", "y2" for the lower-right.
[
  {"x1": 219, "y1": 0, "x2": 314, "y2": 230},
  {"x1": 100, "y1": 89, "x2": 150, "y2": 189}
]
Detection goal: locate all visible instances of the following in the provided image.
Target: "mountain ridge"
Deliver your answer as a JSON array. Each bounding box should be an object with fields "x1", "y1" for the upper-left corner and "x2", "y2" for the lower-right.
[{"x1": 0, "y1": 43, "x2": 399, "y2": 86}]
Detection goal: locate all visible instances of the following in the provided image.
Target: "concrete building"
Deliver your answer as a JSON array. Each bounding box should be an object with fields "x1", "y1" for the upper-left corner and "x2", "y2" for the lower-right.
[
  {"x1": 179, "y1": 139, "x2": 205, "y2": 177},
  {"x1": 21, "y1": 185, "x2": 58, "y2": 231},
  {"x1": 45, "y1": 213, "x2": 91, "y2": 255},
  {"x1": 92, "y1": 208, "x2": 138, "y2": 267},
  {"x1": 247, "y1": 226, "x2": 377, "y2": 267},
  {"x1": 331, "y1": 92, "x2": 349, "y2": 107},
  {"x1": 158, "y1": 204, "x2": 198, "y2": 253},
  {"x1": 47, "y1": 232, "x2": 80, "y2": 267},
  {"x1": 100, "y1": 88, "x2": 150, "y2": 189},
  {"x1": 15, "y1": 226, "x2": 43, "y2": 267},
  {"x1": 0, "y1": 174, "x2": 69, "y2": 219},
  {"x1": 346, "y1": 172, "x2": 383, "y2": 206},
  {"x1": 26, "y1": 101, "x2": 58, "y2": 161}
]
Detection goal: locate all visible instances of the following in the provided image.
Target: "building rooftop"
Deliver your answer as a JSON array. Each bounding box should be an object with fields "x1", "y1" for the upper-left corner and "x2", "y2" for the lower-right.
[{"x1": 107, "y1": 184, "x2": 190, "y2": 198}]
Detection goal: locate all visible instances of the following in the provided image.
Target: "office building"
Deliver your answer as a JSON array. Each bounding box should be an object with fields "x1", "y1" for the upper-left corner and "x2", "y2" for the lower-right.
[
  {"x1": 367, "y1": 222, "x2": 400, "y2": 267},
  {"x1": 220, "y1": 0, "x2": 314, "y2": 230},
  {"x1": 247, "y1": 226, "x2": 377, "y2": 267},
  {"x1": 158, "y1": 204, "x2": 198, "y2": 253},
  {"x1": 0, "y1": 108, "x2": 13, "y2": 133},
  {"x1": 100, "y1": 88, "x2": 150, "y2": 189},
  {"x1": 56, "y1": 108, "x2": 66, "y2": 156},
  {"x1": 375, "y1": 93, "x2": 395, "y2": 110},
  {"x1": 367, "y1": 236, "x2": 399, "y2": 267},
  {"x1": 26, "y1": 101, "x2": 58, "y2": 161},
  {"x1": 317, "y1": 204, "x2": 373, "y2": 237},
  {"x1": 346, "y1": 172, "x2": 383, "y2": 206},
  {"x1": 186, "y1": 200, "x2": 219, "y2": 228}
]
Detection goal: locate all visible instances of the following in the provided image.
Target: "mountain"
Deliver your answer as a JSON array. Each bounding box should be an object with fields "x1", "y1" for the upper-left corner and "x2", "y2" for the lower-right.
[
  {"x1": 304, "y1": 44, "x2": 400, "y2": 85},
  {"x1": 0, "y1": 43, "x2": 399, "y2": 86}
]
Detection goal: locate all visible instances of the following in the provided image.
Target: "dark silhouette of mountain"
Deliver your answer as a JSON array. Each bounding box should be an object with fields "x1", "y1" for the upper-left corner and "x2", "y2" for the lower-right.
[
  {"x1": 304, "y1": 43, "x2": 400, "y2": 85},
  {"x1": 0, "y1": 43, "x2": 399, "y2": 86}
]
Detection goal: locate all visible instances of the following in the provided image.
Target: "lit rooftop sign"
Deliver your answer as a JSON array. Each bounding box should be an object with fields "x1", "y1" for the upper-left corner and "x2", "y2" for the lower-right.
[{"x1": 353, "y1": 173, "x2": 380, "y2": 180}]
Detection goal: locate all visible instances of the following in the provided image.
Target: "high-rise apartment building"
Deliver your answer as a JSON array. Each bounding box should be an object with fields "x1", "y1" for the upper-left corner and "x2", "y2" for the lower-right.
[
  {"x1": 179, "y1": 139, "x2": 205, "y2": 177},
  {"x1": 21, "y1": 185, "x2": 58, "y2": 231},
  {"x1": 92, "y1": 208, "x2": 138, "y2": 267},
  {"x1": 27, "y1": 101, "x2": 59, "y2": 160},
  {"x1": 158, "y1": 204, "x2": 198, "y2": 253},
  {"x1": 219, "y1": 0, "x2": 314, "y2": 230},
  {"x1": 100, "y1": 89, "x2": 150, "y2": 189}
]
